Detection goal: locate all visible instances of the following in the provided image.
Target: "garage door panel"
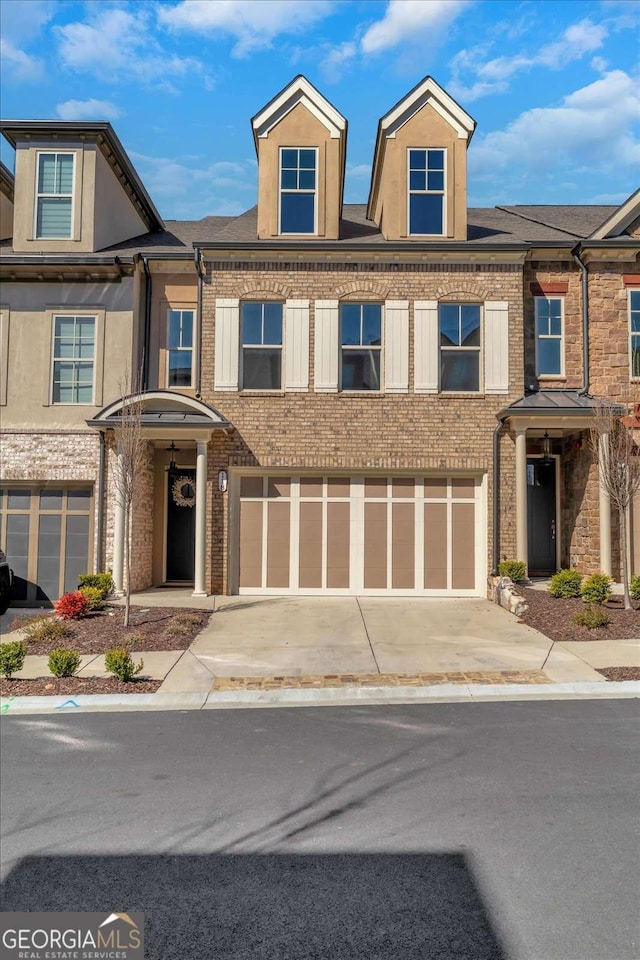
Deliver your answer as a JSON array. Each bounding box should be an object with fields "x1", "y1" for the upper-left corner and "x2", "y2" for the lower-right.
[
  {"x1": 392, "y1": 502, "x2": 415, "y2": 589},
  {"x1": 266, "y1": 501, "x2": 290, "y2": 588},
  {"x1": 239, "y1": 500, "x2": 262, "y2": 588},
  {"x1": 452, "y1": 502, "x2": 475, "y2": 590},
  {"x1": 424, "y1": 502, "x2": 448, "y2": 589},
  {"x1": 327, "y1": 501, "x2": 349, "y2": 588},
  {"x1": 299, "y1": 501, "x2": 322, "y2": 588},
  {"x1": 364, "y1": 501, "x2": 387, "y2": 589}
]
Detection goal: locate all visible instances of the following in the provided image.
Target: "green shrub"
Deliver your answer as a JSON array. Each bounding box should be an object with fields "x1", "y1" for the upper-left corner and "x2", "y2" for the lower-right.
[
  {"x1": 0, "y1": 640, "x2": 27, "y2": 679},
  {"x1": 630, "y1": 575, "x2": 640, "y2": 601},
  {"x1": 79, "y1": 586, "x2": 104, "y2": 611},
  {"x1": 498, "y1": 560, "x2": 527, "y2": 582},
  {"x1": 48, "y1": 648, "x2": 82, "y2": 678},
  {"x1": 549, "y1": 569, "x2": 583, "y2": 599},
  {"x1": 22, "y1": 616, "x2": 73, "y2": 644},
  {"x1": 105, "y1": 646, "x2": 143, "y2": 682},
  {"x1": 580, "y1": 572, "x2": 613, "y2": 605},
  {"x1": 78, "y1": 573, "x2": 114, "y2": 599},
  {"x1": 571, "y1": 605, "x2": 611, "y2": 629}
]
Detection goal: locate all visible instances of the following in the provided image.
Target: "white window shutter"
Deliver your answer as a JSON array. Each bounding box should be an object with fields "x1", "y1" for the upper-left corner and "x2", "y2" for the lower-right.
[
  {"x1": 284, "y1": 299, "x2": 310, "y2": 391},
  {"x1": 214, "y1": 298, "x2": 239, "y2": 391},
  {"x1": 314, "y1": 299, "x2": 339, "y2": 392},
  {"x1": 484, "y1": 300, "x2": 509, "y2": 394},
  {"x1": 383, "y1": 300, "x2": 409, "y2": 393},
  {"x1": 414, "y1": 300, "x2": 439, "y2": 393}
]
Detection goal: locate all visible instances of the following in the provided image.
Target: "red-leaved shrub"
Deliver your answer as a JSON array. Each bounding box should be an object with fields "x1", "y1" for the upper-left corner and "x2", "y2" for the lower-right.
[{"x1": 54, "y1": 591, "x2": 89, "y2": 620}]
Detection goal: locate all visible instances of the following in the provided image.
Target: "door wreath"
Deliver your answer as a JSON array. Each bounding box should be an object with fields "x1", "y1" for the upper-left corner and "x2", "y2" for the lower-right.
[{"x1": 171, "y1": 475, "x2": 196, "y2": 508}]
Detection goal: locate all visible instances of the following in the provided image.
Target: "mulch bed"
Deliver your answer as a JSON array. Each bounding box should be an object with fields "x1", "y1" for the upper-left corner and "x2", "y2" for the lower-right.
[
  {"x1": 596, "y1": 667, "x2": 640, "y2": 682},
  {"x1": 520, "y1": 587, "x2": 640, "y2": 643},
  {"x1": 7, "y1": 605, "x2": 210, "y2": 655},
  {"x1": 0, "y1": 677, "x2": 161, "y2": 697}
]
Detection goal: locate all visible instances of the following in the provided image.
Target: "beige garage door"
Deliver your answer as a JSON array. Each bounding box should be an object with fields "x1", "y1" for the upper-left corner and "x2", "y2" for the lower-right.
[{"x1": 237, "y1": 475, "x2": 484, "y2": 596}]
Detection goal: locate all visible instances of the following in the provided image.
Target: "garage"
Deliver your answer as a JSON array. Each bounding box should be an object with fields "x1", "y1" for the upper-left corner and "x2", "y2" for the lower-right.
[
  {"x1": 236, "y1": 475, "x2": 485, "y2": 596},
  {"x1": 0, "y1": 486, "x2": 93, "y2": 604}
]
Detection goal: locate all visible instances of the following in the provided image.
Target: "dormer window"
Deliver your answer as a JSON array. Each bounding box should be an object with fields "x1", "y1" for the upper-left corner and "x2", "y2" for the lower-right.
[
  {"x1": 279, "y1": 148, "x2": 316, "y2": 234},
  {"x1": 408, "y1": 149, "x2": 445, "y2": 236},
  {"x1": 36, "y1": 152, "x2": 74, "y2": 239}
]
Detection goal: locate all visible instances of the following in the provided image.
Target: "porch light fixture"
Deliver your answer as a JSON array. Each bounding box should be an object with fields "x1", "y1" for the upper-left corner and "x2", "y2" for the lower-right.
[
  {"x1": 541, "y1": 432, "x2": 553, "y2": 465},
  {"x1": 166, "y1": 441, "x2": 179, "y2": 472}
]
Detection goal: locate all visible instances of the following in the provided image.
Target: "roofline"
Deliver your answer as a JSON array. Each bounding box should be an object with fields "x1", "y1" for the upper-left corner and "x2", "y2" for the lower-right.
[
  {"x1": 0, "y1": 119, "x2": 165, "y2": 232},
  {"x1": 589, "y1": 188, "x2": 640, "y2": 240},
  {"x1": 250, "y1": 74, "x2": 347, "y2": 151},
  {"x1": 0, "y1": 255, "x2": 131, "y2": 266},
  {"x1": 193, "y1": 240, "x2": 530, "y2": 254}
]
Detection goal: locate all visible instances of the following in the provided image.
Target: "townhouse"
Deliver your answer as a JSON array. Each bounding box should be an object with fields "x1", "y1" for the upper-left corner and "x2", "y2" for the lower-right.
[{"x1": 0, "y1": 75, "x2": 638, "y2": 605}]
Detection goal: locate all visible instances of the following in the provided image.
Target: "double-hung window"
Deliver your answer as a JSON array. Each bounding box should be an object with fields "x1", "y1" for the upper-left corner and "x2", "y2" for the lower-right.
[
  {"x1": 340, "y1": 303, "x2": 382, "y2": 391},
  {"x1": 167, "y1": 309, "x2": 194, "y2": 387},
  {"x1": 241, "y1": 302, "x2": 283, "y2": 390},
  {"x1": 279, "y1": 148, "x2": 316, "y2": 234},
  {"x1": 408, "y1": 149, "x2": 445, "y2": 235},
  {"x1": 36, "y1": 153, "x2": 74, "y2": 239},
  {"x1": 439, "y1": 304, "x2": 481, "y2": 392},
  {"x1": 631, "y1": 290, "x2": 640, "y2": 379},
  {"x1": 51, "y1": 315, "x2": 95, "y2": 404},
  {"x1": 535, "y1": 297, "x2": 563, "y2": 376}
]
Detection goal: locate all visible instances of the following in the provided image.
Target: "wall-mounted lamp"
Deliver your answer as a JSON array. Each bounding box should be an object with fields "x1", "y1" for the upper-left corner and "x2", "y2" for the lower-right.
[
  {"x1": 218, "y1": 470, "x2": 228, "y2": 493},
  {"x1": 541, "y1": 432, "x2": 553, "y2": 464}
]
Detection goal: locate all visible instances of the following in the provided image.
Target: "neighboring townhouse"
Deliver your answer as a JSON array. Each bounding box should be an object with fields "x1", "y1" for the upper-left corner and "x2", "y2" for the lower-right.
[{"x1": 0, "y1": 75, "x2": 638, "y2": 605}]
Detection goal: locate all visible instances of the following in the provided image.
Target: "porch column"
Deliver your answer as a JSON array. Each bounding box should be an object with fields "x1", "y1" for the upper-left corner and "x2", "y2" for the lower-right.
[
  {"x1": 599, "y1": 433, "x2": 612, "y2": 576},
  {"x1": 515, "y1": 426, "x2": 528, "y2": 570},
  {"x1": 193, "y1": 439, "x2": 208, "y2": 596},
  {"x1": 112, "y1": 446, "x2": 125, "y2": 595}
]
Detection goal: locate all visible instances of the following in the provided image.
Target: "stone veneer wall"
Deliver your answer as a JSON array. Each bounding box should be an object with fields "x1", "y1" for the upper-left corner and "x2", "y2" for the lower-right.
[
  {"x1": 523, "y1": 260, "x2": 583, "y2": 390},
  {"x1": 588, "y1": 260, "x2": 640, "y2": 402},
  {"x1": 199, "y1": 261, "x2": 525, "y2": 593}
]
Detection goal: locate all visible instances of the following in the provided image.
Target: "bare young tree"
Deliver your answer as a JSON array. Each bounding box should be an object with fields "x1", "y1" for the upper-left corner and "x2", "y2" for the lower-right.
[
  {"x1": 112, "y1": 371, "x2": 147, "y2": 627},
  {"x1": 589, "y1": 400, "x2": 640, "y2": 610}
]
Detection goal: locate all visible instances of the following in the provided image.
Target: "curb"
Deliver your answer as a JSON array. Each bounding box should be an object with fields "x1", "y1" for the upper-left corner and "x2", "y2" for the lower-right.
[{"x1": 1, "y1": 680, "x2": 639, "y2": 714}]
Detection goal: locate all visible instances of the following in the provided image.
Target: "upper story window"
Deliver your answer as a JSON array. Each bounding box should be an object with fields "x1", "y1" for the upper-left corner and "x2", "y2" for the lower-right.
[
  {"x1": 630, "y1": 289, "x2": 640, "y2": 380},
  {"x1": 535, "y1": 297, "x2": 563, "y2": 377},
  {"x1": 36, "y1": 153, "x2": 74, "y2": 239},
  {"x1": 439, "y1": 304, "x2": 481, "y2": 392},
  {"x1": 241, "y1": 302, "x2": 283, "y2": 390},
  {"x1": 408, "y1": 149, "x2": 445, "y2": 236},
  {"x1": 279, "y1": 148, "x2": 316, "y2": 234},
  {"x1": 340, "y1": 303, "x2": 382, "y2": 391},
  {"x1": 167, "y1": 309, "x2": 194, "y2": 388},
  {"x1": 51, "y1": 314, "x2": 95, "y2": 404}
]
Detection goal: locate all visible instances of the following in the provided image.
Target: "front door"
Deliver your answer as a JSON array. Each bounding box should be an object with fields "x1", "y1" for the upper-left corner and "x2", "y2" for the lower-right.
[
  {"x1": 527, "y1": 458, "x2": 557, "y2": 574},
  {"x1": 166, "y1": 469, "x2": 196, "y2": 582}
]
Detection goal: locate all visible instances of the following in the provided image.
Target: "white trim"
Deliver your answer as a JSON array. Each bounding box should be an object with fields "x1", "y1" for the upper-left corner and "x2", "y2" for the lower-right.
[
  {"x1": 438, "y1": 302, "x2": 483, "y2": 394},
  {"x1": 240, "y1": 300, "x2": 284, "y2": 391},
  {"x1": 534, "y1": 296, "x2": 565, "y2": 378},
  {"x1": 50, "y1": 312, "x2": 97, "y2": 406},
  {"x1": 252, "y1": 77, "x2": 346, "y2": 140},
  {"x1": 166, "y1": 307, "x2": 195, "y2": 390},
  {"x1": 34, "y1": 150, "x2": 76, "y2": 240},
  {"x1": 406, "y1": 147, "x2": 446, "y2": 237},
  {"x1": 95, "y1": 390, "x2": 227, "y2": 422},
  {"x1": 278, "y1": 146, "x2": 318, "y2": 236},
  {"x1": 381, "y1": 77, "x2": 475, "y2": 141},
  {"x1": 629, "y1": 288, "x2": 640, "y2": 381},
  {"x1": 589, "y1": 188, "x2": 640, "y2": 239}
]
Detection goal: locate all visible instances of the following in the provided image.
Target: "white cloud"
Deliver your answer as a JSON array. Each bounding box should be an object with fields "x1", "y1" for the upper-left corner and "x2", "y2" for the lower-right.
[
  {"x1": 468, "y1": 70, "x2": 640, "y2": 202},
  {"x1": 361, "y1": 0, "x2": 472, "y2": 54},
  {"x1": 55, "y1": 99, "x2": 122, "y2": 121},
  {"x1": 158, "y1": 0, "x2": 334, "y2": 57},
  {"x1": 0, "y1": 38, "x2": 43, "y2": 82},
  {"x1": 56, "y1": 7, "x2": 210, "y2": 88},
  {"x1": 320, "y1": 41, "x2": 356, "y2": 83},
  {"x1": 450, "y1": 18, "x2": 609, "y2": 102},
  {"x1": 130, "y1": 152, "x2": 256, "y2": 217}
]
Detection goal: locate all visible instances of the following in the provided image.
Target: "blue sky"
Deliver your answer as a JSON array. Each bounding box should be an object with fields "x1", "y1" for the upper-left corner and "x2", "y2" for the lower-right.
[{"x1": 1, "y1": 0, "x2": 638, "y2": 221}]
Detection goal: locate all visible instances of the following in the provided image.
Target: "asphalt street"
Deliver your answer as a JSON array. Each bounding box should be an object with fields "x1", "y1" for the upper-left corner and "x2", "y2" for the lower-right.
[{"x1": 1, "y1": 700, "x2": 638, "y2": 960}]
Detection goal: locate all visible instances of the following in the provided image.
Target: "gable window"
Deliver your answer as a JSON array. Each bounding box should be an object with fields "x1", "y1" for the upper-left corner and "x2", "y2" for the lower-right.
[
  {"x1": 279, "y1": 148, "x2": 316, "y2": 234},
  {"x1": 51, "y1": 315, "x2": 95, "y2": 404},
  {"x1": 631, "y1": 290, "x2": 640, "y2": 379},
  {"x1": 439, "y1": 304, "x2": 481, "y2": 392},
  {"x1": 36, "y1": 153, "x2": 74, "y2": 239},
  {"x1": 167, "y1": 309, "x2": 194, "y2": 388},
  {"x1": 535, "y1": 297, "x2": 563, "y2": 376},
  {"x1": 408, "y1": 149, "x2": 445, "y2": 236},
  {"x1": 340, "y1": 303, "x2": 382, "y2": 391},
  {"x1": 241, "y1": 302, "x2": 283, "y2": 390}
]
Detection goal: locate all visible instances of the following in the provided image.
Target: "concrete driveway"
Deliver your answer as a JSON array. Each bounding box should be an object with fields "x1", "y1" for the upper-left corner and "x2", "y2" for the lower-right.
[{"x1": 189, "y1": 596, "x2": 572, "y2": 679}]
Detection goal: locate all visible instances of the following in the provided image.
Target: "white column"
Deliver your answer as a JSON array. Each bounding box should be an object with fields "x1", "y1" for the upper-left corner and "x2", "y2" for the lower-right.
[
  {"x1": 599, "y1": 433, "x2": 612, "y2": 576},
  {"x1": 112, "y1": 446, "x2": 125, "y2": 595},
  {"x1": 515, "y1": 427, "x2": 528, "y2": 571},
  {"x1": 193, "y1": 439, "x2": 208, "y2": 596}
]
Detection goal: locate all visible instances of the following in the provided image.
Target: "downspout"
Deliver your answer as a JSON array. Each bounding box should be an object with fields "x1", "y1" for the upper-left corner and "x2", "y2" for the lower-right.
[
  {"x1": 572, "y1": 246, "x2": 589, "y2": 394},
  {"x1": 141, "y1": 255, "x2": 152, "y2": 390},
  {"x1": 194, "y1": 248, "x2": 205, "y2": 397},
  {"x1": 492, "y1": 417, "x2": 505, "y2": 575},
  {"x1": 96, "y1": 431, "x2": 106, "y2": 572}
]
